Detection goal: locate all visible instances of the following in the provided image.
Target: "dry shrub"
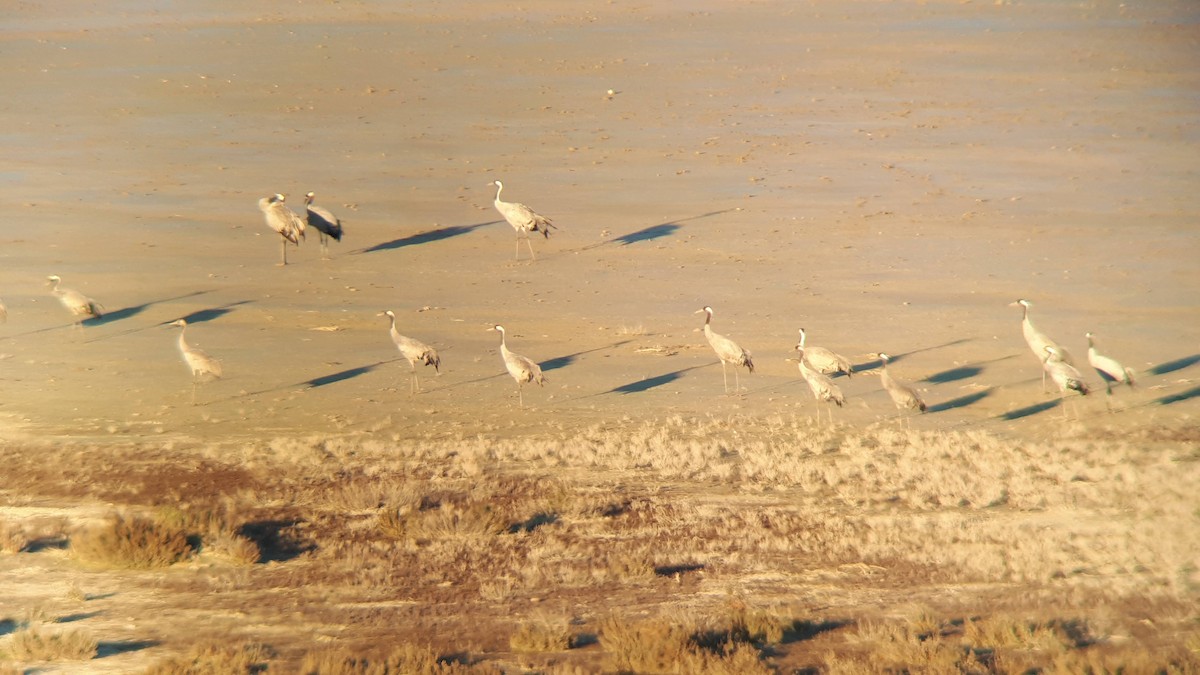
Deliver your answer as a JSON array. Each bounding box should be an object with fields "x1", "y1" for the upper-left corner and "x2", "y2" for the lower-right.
[
  {"x1": 599, "y1": 615, "x2": 772, "y2": 675},
  {"x1": 298, "y1": 642, "x2": 500, "y2": 674},
  {"x1": 0, "y1": 519, "x2": 28, "y2": 554},
  {"x1": 143, "y1": 641, "x2": 273, "y2": 674},
  {"x1": 962, "y1": 615, "x2": 1077, "y2": 653},
  {"x1": 204, "y1": 532, "x2": 261, "y2": 566},
  {"x1": 72, "y1": 513, "x2": 193, "y2": 569},
  {"x1": 6, "y1": 624, "x2": 98, "y2": 661},
  {"x1": 378, "y1": 501, "x2": 507, "y2": 543},
  {"x1": 851, "y1": 619, "x2": 981, "y2": 674},
  {"x1": 510, "y1": 615, "x2": 575, "y2": 653}
]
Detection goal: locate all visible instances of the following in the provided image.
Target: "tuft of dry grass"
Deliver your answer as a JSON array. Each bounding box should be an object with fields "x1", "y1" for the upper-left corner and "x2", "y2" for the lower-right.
[
  {"x1": 5, "y1": 623, "x2": 98, "y2": 661},
  {"x1": 204, "y1": 532, "x2": 261, "y2": 566},
  {"x1": 297, "y1": 643, "x2": 501, "y2": 674},
  {"x1": 71, "y1": 513, "x2": 193, "y2": 569},
  {"x1": 509, "y1": 615, "x2": 576, "y2": 653},
  {"x1": 143, "y1": 641, "x2": 274, "y2": 674},
  {"x1": 599, "y1": 614, "x2": 773, "y2": 675},
  {"x1": 378, "y1": 500, "x2": 508, "y2": 543}
]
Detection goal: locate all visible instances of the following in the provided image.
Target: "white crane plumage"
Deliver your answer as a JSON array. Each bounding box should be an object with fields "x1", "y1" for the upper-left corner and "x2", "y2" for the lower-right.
[
  {"x1": 1013, "y1": 299, "x2": 1073, "y2": 391},
  {"x1": 490, "y1": 180, "x2": 557, "y2": 261},
  {"x1": 491, "y1": 324, "x2": 545, "y2": 407},
  {"x1": 877, "y1": 353, "x2": 926, "y2": 425},
  {"x1": 696, "y1": 306, "x2": 754, "y2": 394},
  {"x1": 46, "y1": 275, "x2": 103, "y2": 325},
  {"x1": 795, "y1": 346, "x2": 844, "y2": 427},
  {"x1": 258, "y1": 193, "x2": 305, "y2": 265},
  {"x1": 170, "y1": 319, "x2": 222, "y2": 405},
  {"x1": 1086, "y1": 332, "x2": 1135, "y2": 406},
  {"x1": 797, "y1": 327, "x2": 853, "y2": 378},
  {"x1": 304, "y1": 191, "x2": 344, "y2": 259},
  {"x1": 382, "y1": 310, "x2": 440, "y2": 394},
  {"x1": 1043, "y1": 345, "x2": 1090, "y2": 419},
  {"x1": 0, "y1": 297, "x2": 6, "y2": 323}
]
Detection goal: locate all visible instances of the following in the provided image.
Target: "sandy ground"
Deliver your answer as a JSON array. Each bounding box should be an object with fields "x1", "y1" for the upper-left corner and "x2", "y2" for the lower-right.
[{"x1": 1, "y1": 0, "x2": 1199, "y2": 671}]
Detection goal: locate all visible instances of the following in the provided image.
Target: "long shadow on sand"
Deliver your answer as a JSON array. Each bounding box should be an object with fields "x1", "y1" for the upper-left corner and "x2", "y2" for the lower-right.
[
  {"x1": 608, "y1": 365, "x2": 705, "y2": 395},
  {"x1": 540, "y1": 340, "x2": 634, "y2": 372},
  {"x1": 1157, "y1": 384, "x2": 1200, "y2": 406},
  {"x1": 354, "y1": 221, "x2": 499, "y2": 254},
  {"x1": 998, "y1": 399, "x2": 1061, "y2": 420},
  {"x1": 926, "y1": 388, "x2": 993, "y2": 413},
  {"x1": 171, "y1": 300, "x2": 254, "y2": 325},
  {"x1": 1146, "y1": 354, "x2": 1200, "y2": 376},
  {"x1": 304, "y1": 362, "x2": 387, "y2": 388},
  {"x1": 577, "y1": 209, "x2": 735, "y2": 251},
  {"x1": 84, "y1": 289, "x2": 215, "y2": 328}
]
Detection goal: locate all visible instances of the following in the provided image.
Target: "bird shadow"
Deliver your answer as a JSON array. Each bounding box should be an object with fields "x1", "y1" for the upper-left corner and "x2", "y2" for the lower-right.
[
  {"x1": 303, "y1": 362, "x2": 386, "y2": 388},
  {"x1": 1146, "y1": 354, "x2": 1200, "y2": 376},
  {"x1": 578, "y1": 209, "x2": 735, "y2": 251},
  {"x1": 354, "y1": 221, "x2": 498, "y2": 254},
  {"x1": 1156, "y1": 384, "x2": 1200, "y2": 406},
  {"x1": 924, "y1": 365, "x2": 985, "y2": 384},
  {"x1": 170, "y1": 300, "x2": 254, "y2": 325},
  {"x1": 614, "y1": 223, "x2": 681, "y2": 245},
  {"x1": 540, "y1": 340, "x2": 634, "y2": 372},
  {"x1": 926, "y1": 388, "x2": 994, "y2": 413},
  {"x1": 998, "y1": 399, "x2": 1061, "y2": 420},
  {"x1": 607, "y1": 365, "x2": 704, "y2": 394},
  {"x1": 853, "y1": 338, "x2": 980, "y2": 372},
  {"x1": 82, "y1": 289, "x2": 214, "y2": 329}
]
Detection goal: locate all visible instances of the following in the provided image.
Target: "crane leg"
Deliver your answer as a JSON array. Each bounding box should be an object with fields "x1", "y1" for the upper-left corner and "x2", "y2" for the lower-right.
[
  {"x1": 720, "y1": 362, "x2": 729, "y2": 394},
  {"x1": 280, "y1": 237, "x2": 288, "y2": 266},
  {"x1": 526, "y1": 237, "x2": 537, "y2": 262},
  {"x1": 517, "y1": 382, "x2": 525, "y2": 408}
]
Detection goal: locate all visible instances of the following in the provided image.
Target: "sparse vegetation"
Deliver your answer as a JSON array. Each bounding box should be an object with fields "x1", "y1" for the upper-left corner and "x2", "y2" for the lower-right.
[{"x1": 1, "y1": 417, "x2": 1197, "y2": 671}]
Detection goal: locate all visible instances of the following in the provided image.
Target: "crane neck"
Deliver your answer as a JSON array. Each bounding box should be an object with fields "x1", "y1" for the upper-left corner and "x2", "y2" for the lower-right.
[{"x1": 494, "y1": 182, "x2": 504, "y2": 203}]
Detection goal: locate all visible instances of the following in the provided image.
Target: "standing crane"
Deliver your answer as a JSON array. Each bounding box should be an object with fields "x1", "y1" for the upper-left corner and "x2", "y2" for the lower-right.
[
  {"x1": 304, "y1": 191, "x2": 344, "y2": 259},
  {"x1": 169, "y1": 319, "x2": 223, "y2": 405},
  {"x1": 490, "y1": 180, "x2": 557, "y2": 261},
  {"x1": 696, "y1": 306, "x2": 754, "y2": 394},
  {"x1": 1043, "y1": 345, "x2": 1090, "y2": 419},
  {"x1": 258, "y1": 193, "x2": 305, "y2": 265},
  {"x1": 1012, "y1": 299, "x2": 1073, "y2": 391},
  {"x1": 1085, "y1": 332, "x2": 1135, "y2": 409},
  {"x1": 46, "y1": 275, "x2": 104, "y2": 326},
  {"x1": 794, "y1": 345, "x2": 844, "y2": 427},
  {"x1": 382, "y1": 310, "x2": 441, "y2": 394},
  {"x1": 797, "y1": 327, "x2": 853, "y2": 378},
  {"x1": 877, "y1": 352, "x2": 926, "y2": 426},
  {"x1": 491, "y1": 324, "x2": 546, "y2": 407}
]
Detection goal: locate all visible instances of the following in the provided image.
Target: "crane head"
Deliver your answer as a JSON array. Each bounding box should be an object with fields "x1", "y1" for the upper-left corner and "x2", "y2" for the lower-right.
[
  {"x1": 695, "y1": 306, "x2": 713, "y2": 315},
  {"x1": 46, "y1": 274, "x2": 61, "y2": 285},
  {"x1": 381, "y1": 310, "x2": 396, "y2": 319},
  {"x1": 878, "y1": 352, "x2": 892, "y2": 363},
  {"x1": 169, "y1": 319, "x2": 186, "y2": 328},
  {"x1": 490, "y1": 324, "x2": 505, "y2": 333}
]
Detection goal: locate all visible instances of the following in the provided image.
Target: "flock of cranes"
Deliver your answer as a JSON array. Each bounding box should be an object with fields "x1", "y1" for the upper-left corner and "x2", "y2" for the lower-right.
[{"x1": 24, "y1": 180, "x2": 1139, "y2": 422}]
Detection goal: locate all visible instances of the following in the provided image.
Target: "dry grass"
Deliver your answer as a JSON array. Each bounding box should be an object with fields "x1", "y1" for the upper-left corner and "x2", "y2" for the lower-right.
[
  {"x1": 0, "y1": 519, "x2": 28, "y2": 554},
  {"x1": 1, "y1": 416, "x2": 1197, "y2": 672},
  {"x1": 71, "y1": 513, "x2": 193, "y2": 569},
  {"x1": 509, "y1": 614, "x2": 576, "y2": 653},
  {"x1": 296, "y1": 643, "x2": 501, "y2": 674},
  {"x1": 142, "y1": 641, "x2": 274, "y2": 674},
  {"x1": 4, "y1": 623, "x2": 98, "y2": 662}
]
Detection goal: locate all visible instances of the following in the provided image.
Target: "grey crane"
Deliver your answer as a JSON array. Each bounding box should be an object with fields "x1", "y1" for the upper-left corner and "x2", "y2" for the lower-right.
[
  {"x1": 491, "y1": 324, "x2": 546, "y2": 407},
  {"x1": 1085, "y1": 332, "x2": 1135, "y2": 408},
  {"x1": 304, "y1": 191, "x2": 344, "y2": 259},
  {"x1": 46, "y1": 275, "x2": 103, "y2": 325},
  {"x1": 1043, "y1": 345, "x2": 1090, "y2": 419},
  {"x1": 382, "y1": 310, "x2": 441, "y2": 394},
  {"x1": 877, "y1": 352, "x2": 926, "y2": 426},
  {"x1": 797, "y1": 327, "x2": 853, "y2": 378},
  {"x1": 490, "y1": 180, "x2": 557, "y2": 261},
  {"x1": 794, "y1": 346, "x2": 844, "y2": 427},
  {"x1": 170, "y1": 319, "x2": 223, "y2": 405},
  {"x1": 696, "y1": 306, "x2": 754, "y2": 394},
  {"x1": 1012, "y1": 299, "x2": 1074, "y2": 391},
  {"x1": 258, "y1": 193, "x2": 305, "y2": 265}
]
